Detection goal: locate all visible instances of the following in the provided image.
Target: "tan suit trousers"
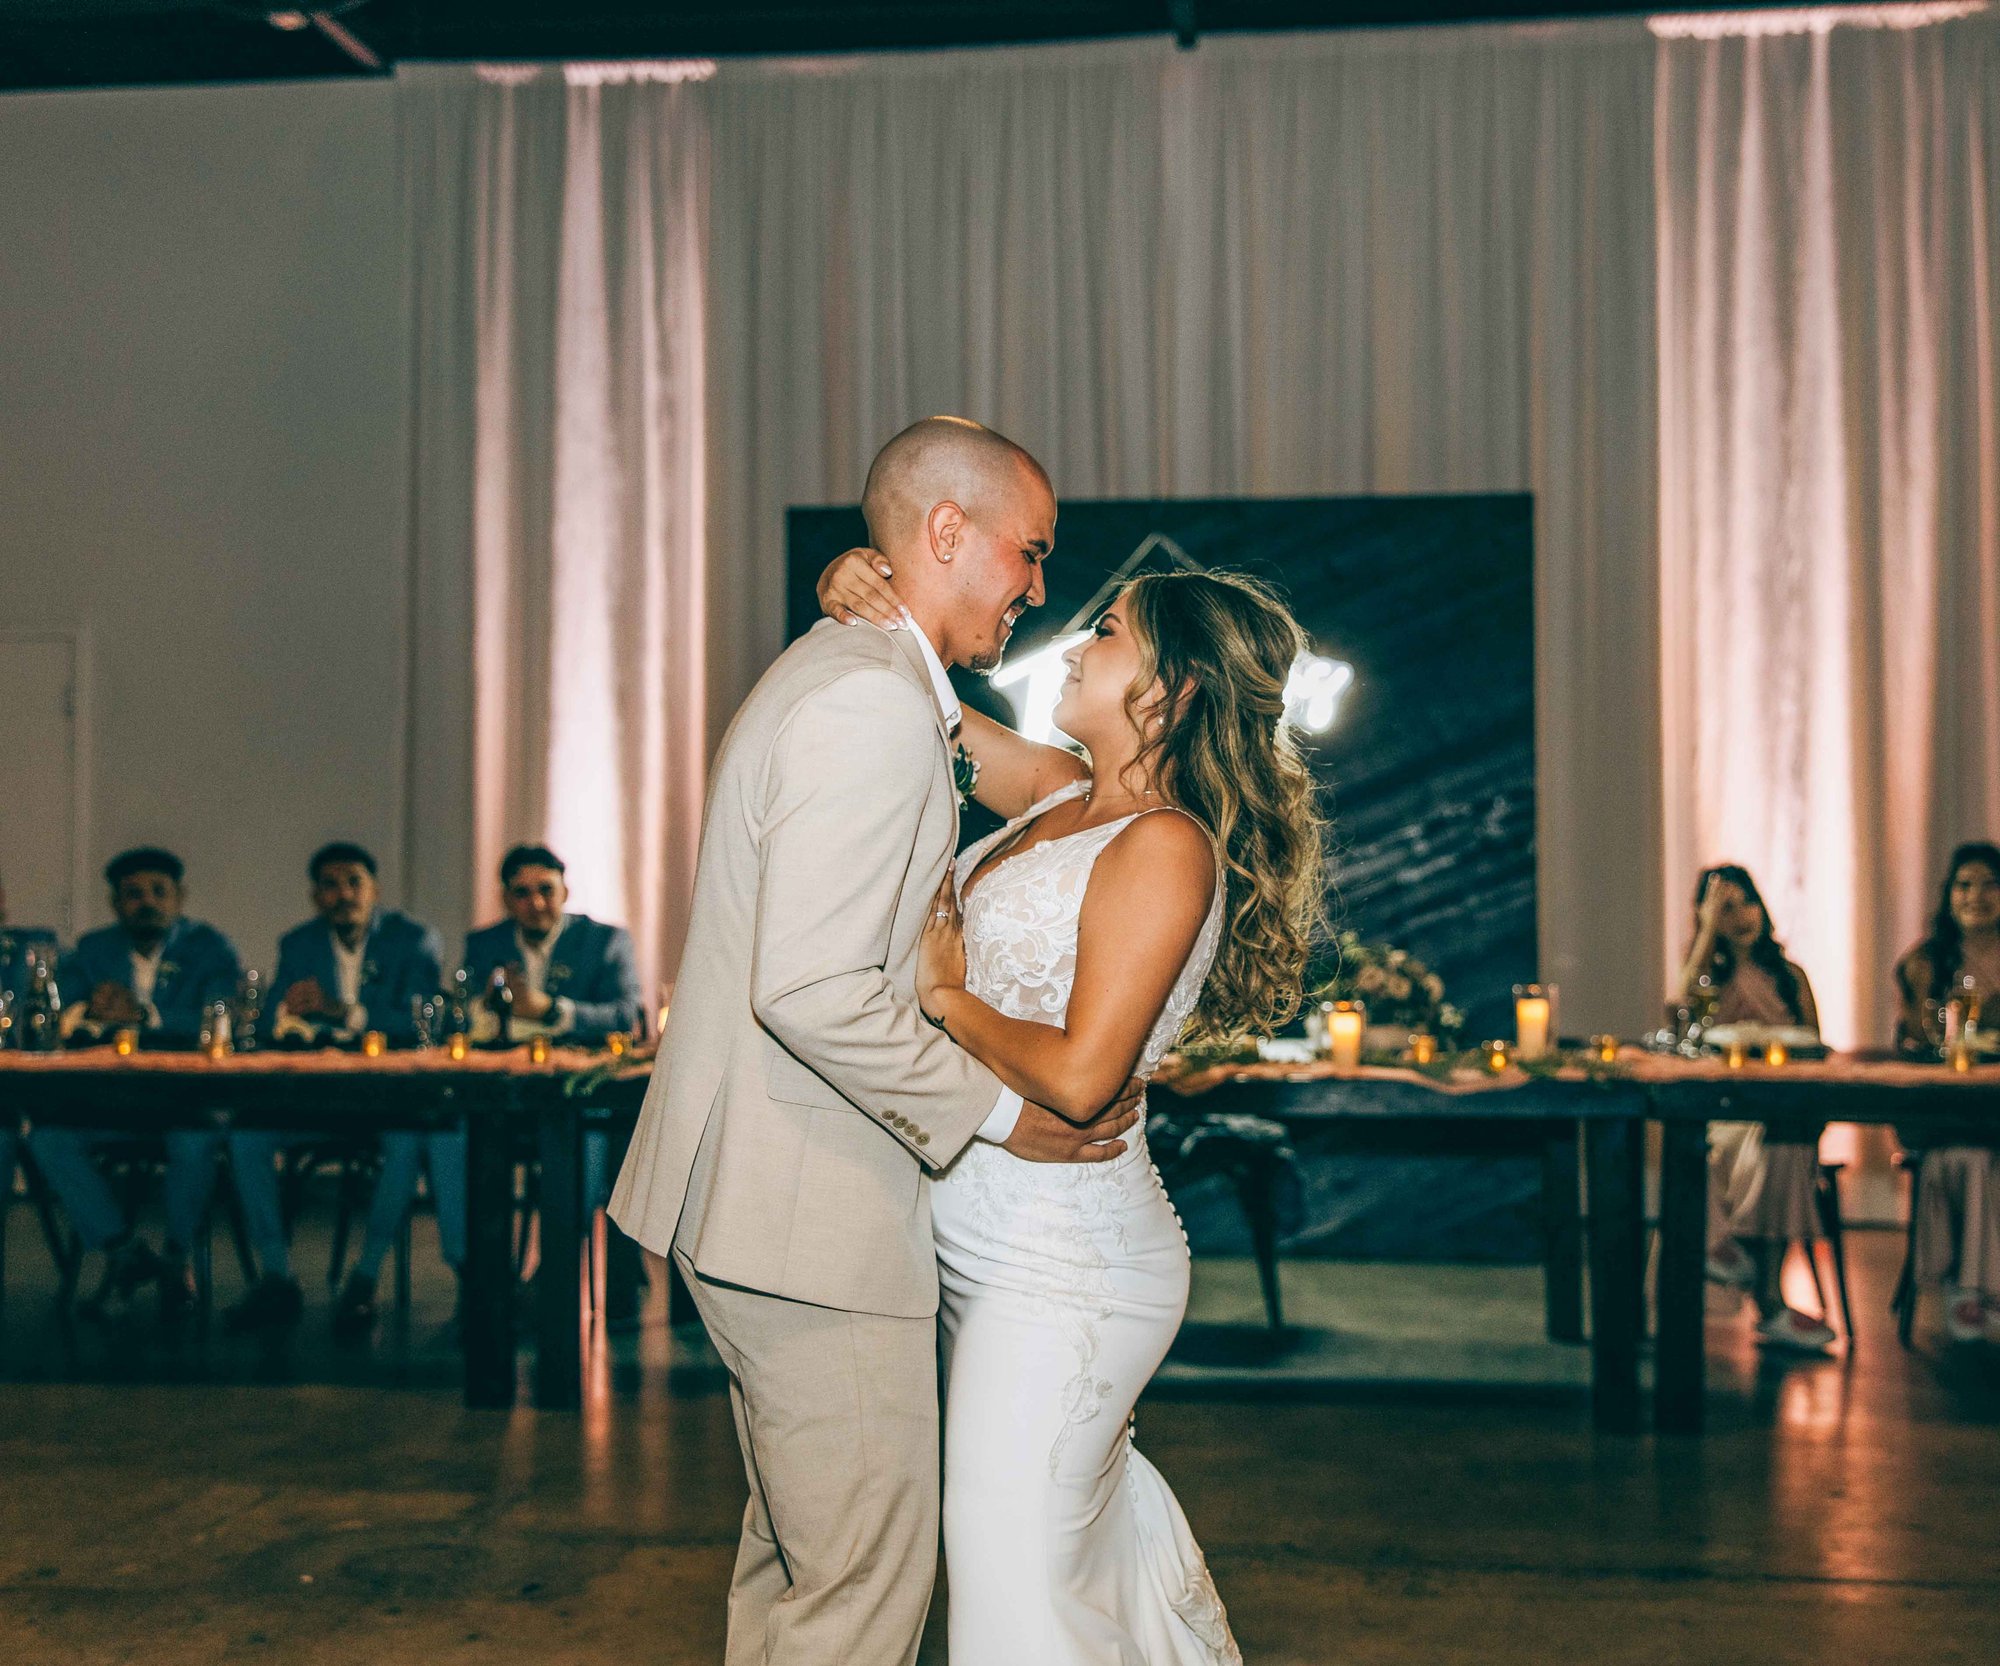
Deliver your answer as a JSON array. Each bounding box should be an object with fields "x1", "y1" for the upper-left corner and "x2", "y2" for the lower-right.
[{"x1": 674, "y1": 1247, "x2": 941, "y2": 1666}]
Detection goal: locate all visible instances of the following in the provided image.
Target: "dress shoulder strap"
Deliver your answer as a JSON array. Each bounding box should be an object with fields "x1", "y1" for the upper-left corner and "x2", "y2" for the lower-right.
[{"x1": 1015, "y1": 778, "x2": 1089, "y2": 826}]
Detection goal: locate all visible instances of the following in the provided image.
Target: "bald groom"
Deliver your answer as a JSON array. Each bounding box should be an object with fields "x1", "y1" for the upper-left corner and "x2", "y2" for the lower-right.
[{"x1": 611, "y1": 417, "x2": 1143, "y2": 1666}]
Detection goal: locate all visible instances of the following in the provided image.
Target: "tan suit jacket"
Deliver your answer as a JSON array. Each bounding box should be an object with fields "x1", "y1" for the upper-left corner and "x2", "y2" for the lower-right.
[{"x1": 610, "y1": 619, "x2": 1006, "y2": 1318}]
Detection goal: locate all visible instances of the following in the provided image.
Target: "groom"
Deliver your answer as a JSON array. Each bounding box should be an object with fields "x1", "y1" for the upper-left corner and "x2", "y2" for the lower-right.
[{"x1": 611, "y1": 416, "x2": 1141, "y2": 1666}]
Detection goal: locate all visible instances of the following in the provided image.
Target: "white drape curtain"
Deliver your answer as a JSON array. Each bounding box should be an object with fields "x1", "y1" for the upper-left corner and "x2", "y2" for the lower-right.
[
  {"x1": 400, "y1": 63, "x2": 708, "y2": 999},
  {"x1": 1656, "y1": 6, "x2": 2000, "y2": 1044},
  {"x1": 702, "y1": 26, "x2": 1664, "y2": 1034},
  {"x1": 400, "y1": 7, "x2": 2000, "y2": 1037}
]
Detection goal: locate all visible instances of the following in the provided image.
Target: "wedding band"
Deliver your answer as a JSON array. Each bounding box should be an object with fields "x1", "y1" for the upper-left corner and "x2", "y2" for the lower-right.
[{"x1": 934, "y1": 909, "x2": 949, "y2": 920}]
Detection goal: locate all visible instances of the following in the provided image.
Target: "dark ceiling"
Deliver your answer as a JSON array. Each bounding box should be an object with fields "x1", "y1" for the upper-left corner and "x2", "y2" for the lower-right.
[{"x1": 0, "y1": 2, "x2": 1792, "y2": 94}]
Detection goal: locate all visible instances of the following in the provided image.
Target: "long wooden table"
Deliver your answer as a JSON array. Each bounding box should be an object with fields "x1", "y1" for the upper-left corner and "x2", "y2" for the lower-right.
[
  {"x1": 1164, "y1": 1051, "x2": 2000, "y2": 1434},
  {"x1": 1632, "y1": 1052, "x2": 2000, "y2": 1434},
  {"x1": 0, "y1": 1047, "x2": 646, "y2": 1412},
  {"x1": 1162, "y1": 1059, "x2": 1652, "y2": 1431},
  {"x1": 9, "y1": 1046, "x2": 1995, "y2": 1430}
]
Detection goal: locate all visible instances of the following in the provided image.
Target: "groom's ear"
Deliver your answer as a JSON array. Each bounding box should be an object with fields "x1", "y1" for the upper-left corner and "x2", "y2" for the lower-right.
[{"x1": 926, "y1": 499, "x2": 969, "y2": 563}]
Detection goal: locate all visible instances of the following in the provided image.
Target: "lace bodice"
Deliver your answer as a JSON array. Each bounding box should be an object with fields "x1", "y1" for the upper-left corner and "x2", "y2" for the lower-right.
[{"x1": 953, "y1": 781, "x2": 1225, "y2": 1080}]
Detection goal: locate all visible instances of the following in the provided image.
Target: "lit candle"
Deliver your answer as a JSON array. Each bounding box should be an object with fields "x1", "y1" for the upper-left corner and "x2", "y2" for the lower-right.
[
  {"x1": 114, "y1": 1027, "x2": 140, "y2": 1057},
  {"x1": 448, "y1": 1032, "x2": 470, "y2": 1062},
  {"x1": 1409, "y1": 1031, "x2": 1437, "y2": 1066},
  {"x1": 1327, "y1": 1001, "x2": 1365, "y2": 1069},
  {"x1": 606, "y1": 1031, "x2": 630, "y2": 1058},
  {"x1": 1764, "y1": 1039, "x2": 1789, "y2": 1068},
  {"x1": 1590, "y1": 1034, "x2": 1619, "y2": 1066},
  {"x1": 361, "y1": 1030, "x2": 387, "y2": 1059},
  {"x1": 1726, "y1": 1040, "x2": 1747, "y2": 1070},
  {"x1": 1948, "y1": 1037, "x2": 1974, "y2": 1073},
  {"x1": 528, "y1": 1034, "x2": 551, "y2": 1065},
  {"x1": 1483, "y1": 1040, "x2": 1513, "y2": 1074},
  {"x1": 1513, "y1": 985, "x2": 1552, "y2": 1061}
]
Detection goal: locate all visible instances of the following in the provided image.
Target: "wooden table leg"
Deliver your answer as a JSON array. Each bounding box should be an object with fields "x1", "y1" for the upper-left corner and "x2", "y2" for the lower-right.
[
  {"x1": 1655, "y1": 1117, "x2": 1709, "y2": 1434},
  {"x1": 1541, "y1": 1122, "x2": 1586, "y2": 1344},
  {"x1": 533, "y1": 1094, "x2": 584, "y2": 1411},
  {"x1": 462, "y1": 1099, "x2": 518, "y2": 1409},
  {"x1": 600, "y1": 1115, "x2": 643, "y2": 1326},
  {"x1": 1584, "y1": 1116, "x2": 1644, "y2": 1434}
]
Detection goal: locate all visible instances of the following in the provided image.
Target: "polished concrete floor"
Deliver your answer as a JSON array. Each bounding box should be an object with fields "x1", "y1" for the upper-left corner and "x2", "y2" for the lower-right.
[{"x1": 4, "y1": 1211, "x2": 1999, "y2": 1665}]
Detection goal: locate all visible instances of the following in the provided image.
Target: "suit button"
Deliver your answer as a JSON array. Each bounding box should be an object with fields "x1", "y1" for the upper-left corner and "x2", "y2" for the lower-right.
[{"x1": 916, "y1": 1133, "x2": 930, "y2": 1146}]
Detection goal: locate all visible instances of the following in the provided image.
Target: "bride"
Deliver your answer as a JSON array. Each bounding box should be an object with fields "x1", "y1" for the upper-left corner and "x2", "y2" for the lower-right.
[{"x1": 819, "y1": 550, "x2": 1325, "y2": 1665}]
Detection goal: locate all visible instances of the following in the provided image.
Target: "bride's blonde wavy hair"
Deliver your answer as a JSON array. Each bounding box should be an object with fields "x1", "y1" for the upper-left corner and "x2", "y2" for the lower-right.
[{"x1": 1114, "y1": 570, "x2": 1327, "y2": 1045}]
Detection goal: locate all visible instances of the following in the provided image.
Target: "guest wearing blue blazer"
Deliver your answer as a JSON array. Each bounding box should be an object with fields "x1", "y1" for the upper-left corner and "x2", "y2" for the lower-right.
[
  {"x1": 334, "y1": 842, "x2": 645, "y2": 1335},
  {"x1": 226, "y1": 842, "x2": 444, "y2": 1334},
  {"x1": 29, "y1": 848, "x2": 241, "y2": 1319}
]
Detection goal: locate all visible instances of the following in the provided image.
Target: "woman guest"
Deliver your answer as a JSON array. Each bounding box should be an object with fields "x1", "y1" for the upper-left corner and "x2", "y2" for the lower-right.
[
  {"x1": 1893, "y1": 841, "x2": 2000, "y2": 1344},
  {"x1": 1681, "y1": 865, "x2": 1835, "y2": 1352}
]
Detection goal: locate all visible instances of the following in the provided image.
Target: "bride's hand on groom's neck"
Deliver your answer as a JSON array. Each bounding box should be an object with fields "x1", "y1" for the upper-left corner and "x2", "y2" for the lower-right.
[
  {"x1": 819, "y1": 547, "x2": 905, "y2": 630},
  {"x1": 1002, "y1": 1078, "x2": 1145, "y2": 1165}
]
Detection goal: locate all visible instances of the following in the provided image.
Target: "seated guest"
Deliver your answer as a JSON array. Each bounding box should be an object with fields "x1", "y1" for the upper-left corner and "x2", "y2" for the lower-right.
[
  {"x1": 467, "y1": 843, "x2": 645, "y2": 1216},
  {"x1": 1893, "y1": 840, "x2": 2000, "y2": 1343},
  {"x1": 225, "y1": 842, "x2": 443, "y2": 1333},
  {"x1": 464, "y1": 845, "x2": 644, "y2": 1048},
  {"x1": 332, "y1": 843, "x2": 644, "y2": 1336},
  {"x1": 28, "y1": 848, "x2": 241, "y2": 1319},
  {"x1": 1682, "y1": 864, "x2": 1835, "y2": 1352}
]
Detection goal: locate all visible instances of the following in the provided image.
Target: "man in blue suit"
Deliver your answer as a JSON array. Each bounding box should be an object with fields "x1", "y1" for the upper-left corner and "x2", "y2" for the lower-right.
[
  {"x1": 226, "y1": 842, "x2": 444, "y2": 1333},
  {"x1": 334, "y1": 842, "x2": 645, "y2": 1335},
  {"x1": 29, "y1": 848, "x2": 241, "y2": 1319}
]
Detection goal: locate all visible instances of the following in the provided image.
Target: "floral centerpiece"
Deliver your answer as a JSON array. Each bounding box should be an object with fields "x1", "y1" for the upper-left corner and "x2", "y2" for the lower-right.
[{"x1": 1310, "y1": 931, "x2": 1463, "y2": 1045}]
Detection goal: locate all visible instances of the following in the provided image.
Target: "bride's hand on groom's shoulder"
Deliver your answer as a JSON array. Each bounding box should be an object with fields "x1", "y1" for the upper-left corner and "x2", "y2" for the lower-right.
[
  {"x1": 819, "y1": 547, "x2": 905, "y2": 629},
  {"x1": 1003, "y1": 1078, "x2": 1146, "y2": 1165}
]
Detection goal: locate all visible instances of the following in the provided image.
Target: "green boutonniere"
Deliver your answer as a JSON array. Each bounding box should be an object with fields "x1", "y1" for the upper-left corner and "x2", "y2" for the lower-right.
[{"x1": 952, "y1": 743, "x2": 981, "y2": 809}]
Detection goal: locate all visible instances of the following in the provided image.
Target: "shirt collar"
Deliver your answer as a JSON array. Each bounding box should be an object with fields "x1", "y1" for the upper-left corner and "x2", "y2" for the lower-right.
[
  {"x1": 125, "y1": 918, "x2": 181, "y2": 963},
  {"x1": 517, "y1": 916, "x2": 566, "y2": 965},
  {"x1": 889, "y1": 607, "x2": 961, "y2": 736},
  {"x1": 329, "y1": 911, "x2": 376, "y2": 958}
]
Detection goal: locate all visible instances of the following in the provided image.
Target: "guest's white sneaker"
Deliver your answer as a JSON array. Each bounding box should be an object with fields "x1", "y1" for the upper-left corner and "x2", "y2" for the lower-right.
[
  {"x1": 1944, "y1": 1288, "x2": 1986, "y2": 1344},
  {"x1": 1756, "y1": 1308, "x2": 1836, "y2": 1352}
]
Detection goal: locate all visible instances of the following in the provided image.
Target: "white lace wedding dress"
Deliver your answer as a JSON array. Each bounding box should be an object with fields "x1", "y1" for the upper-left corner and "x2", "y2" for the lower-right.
[{"x1": 935, "y1": 780, "x2": 1241, "y2": 1666}]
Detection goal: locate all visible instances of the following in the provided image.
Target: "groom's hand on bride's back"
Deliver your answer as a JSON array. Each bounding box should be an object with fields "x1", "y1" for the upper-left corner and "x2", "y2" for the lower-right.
[{"x1": 1002, "y1": 1078, "x2": 1145, "y2": 1164}]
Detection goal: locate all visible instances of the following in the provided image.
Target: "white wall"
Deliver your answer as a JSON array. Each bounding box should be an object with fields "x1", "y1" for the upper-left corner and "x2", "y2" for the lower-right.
[{"x1": 0, "y1": 78, "x2": 416, "y2": 975}]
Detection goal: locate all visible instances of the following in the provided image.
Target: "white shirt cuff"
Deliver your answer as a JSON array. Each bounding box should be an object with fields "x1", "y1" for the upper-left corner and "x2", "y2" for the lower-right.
[
  {"x1": 548, "y1": 997, "x2": 576, "y2": 1036},
  {"x1": 975, "y1": 1087, "x2": 1023, "y2": 1145},
  {"x1": 343, "y1": 1004, "x2": 368, "y2": 1035}
]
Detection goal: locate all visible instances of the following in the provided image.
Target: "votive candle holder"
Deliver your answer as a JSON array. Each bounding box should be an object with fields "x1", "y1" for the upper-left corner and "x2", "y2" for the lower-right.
[{"x1": 1327, "y1": 1001, "x2": 1365, "y2": 1069}]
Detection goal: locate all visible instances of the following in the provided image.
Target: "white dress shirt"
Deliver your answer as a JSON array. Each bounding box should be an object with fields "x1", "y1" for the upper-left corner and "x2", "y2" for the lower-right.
[
  {"x1": 129, "y1": 945, "x2": 165, "y2": 1027},
  {"x1": 515, "y1": 920, "x2": 575, "y2": 1035},
  {"x1": 868, "y1": 609, "x2": 1022, "y2": 1146},
  {"x1": 330, "y1": 928, "x2": 368, "y2": 1033}
]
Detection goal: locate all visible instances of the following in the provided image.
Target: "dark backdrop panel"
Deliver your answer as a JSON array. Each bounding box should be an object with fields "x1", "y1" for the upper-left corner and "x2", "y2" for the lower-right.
[{"x1": 788, "y1": 496, "x2": 1540, "y2": 1260}]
